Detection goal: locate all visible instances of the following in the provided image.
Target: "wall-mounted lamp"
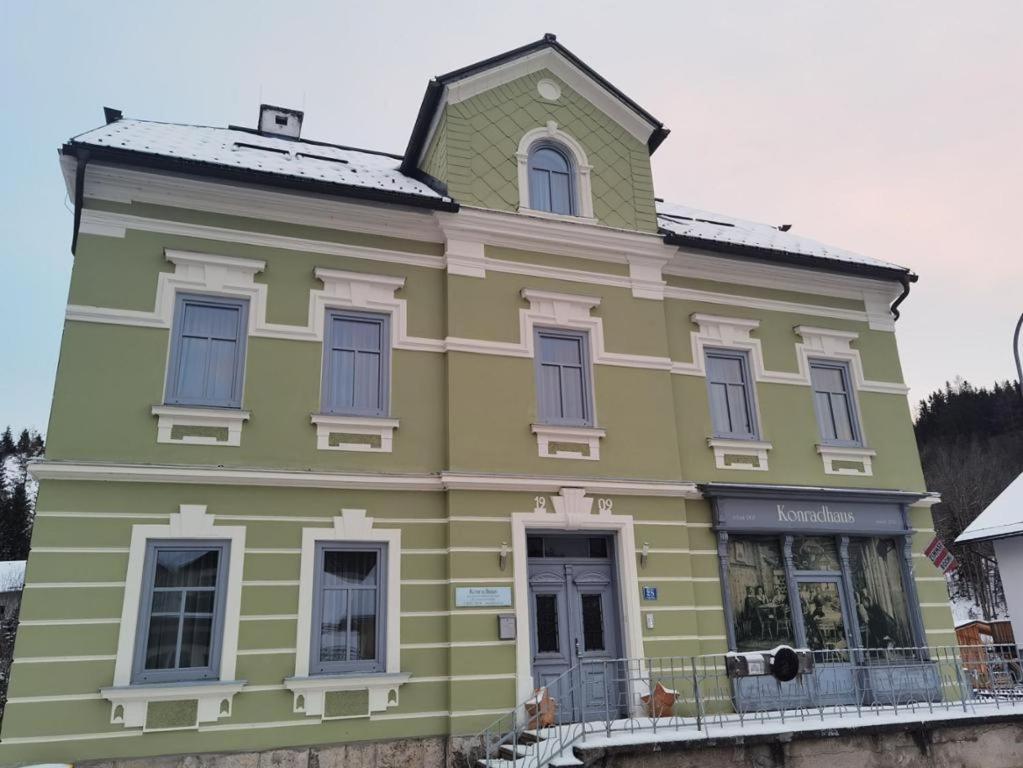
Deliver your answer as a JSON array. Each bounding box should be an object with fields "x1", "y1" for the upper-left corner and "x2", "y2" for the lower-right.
[
  {"x1": 640, "y1": 542, "x2": 650, "y2": 568},
  {"x1": 499, "y1": 542, "x2": 510, "y2": 571}
]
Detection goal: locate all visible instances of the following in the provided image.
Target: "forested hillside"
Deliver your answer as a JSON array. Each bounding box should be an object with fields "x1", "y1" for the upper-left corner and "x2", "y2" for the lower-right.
[
  {"x1": 0, "y1": 428, "x2": 44, "y2": 561},
  {"x1": 915, "y1": 380, "x2": 1023, "y2": 620}
]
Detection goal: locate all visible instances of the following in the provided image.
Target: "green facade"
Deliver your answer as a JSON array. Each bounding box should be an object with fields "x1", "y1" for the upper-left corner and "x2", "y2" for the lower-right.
[{"x1": 0, "y1": 43, "x2": 952, "y2": 767}]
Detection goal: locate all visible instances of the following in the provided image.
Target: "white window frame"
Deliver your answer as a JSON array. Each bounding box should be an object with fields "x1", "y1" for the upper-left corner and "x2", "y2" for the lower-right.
[
  {"x1": 516, "y1": 122, "x2": 596, "y2": 222},
  {"x1": 101, "y1": 505, "x2": 246, "y2": 730},
  {"x1": 285, "y1": 509, "x2": 409, "y2": 720}
]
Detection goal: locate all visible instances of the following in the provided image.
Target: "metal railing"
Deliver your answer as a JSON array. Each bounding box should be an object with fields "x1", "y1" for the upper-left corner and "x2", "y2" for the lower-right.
[{"x1": 471, "y1": 643, "x2": 1023, "y2": 767}]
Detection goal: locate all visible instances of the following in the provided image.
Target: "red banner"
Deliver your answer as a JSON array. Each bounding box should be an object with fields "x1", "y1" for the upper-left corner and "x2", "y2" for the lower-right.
[{"x1": 924, "y1": 537, "x2": 959, "y2": 573}]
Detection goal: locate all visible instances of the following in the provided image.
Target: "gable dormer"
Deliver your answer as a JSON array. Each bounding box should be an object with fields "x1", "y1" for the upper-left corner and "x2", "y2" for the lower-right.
[{"x1": 401, "y1": 34, "x2": 668, "y2": 233}]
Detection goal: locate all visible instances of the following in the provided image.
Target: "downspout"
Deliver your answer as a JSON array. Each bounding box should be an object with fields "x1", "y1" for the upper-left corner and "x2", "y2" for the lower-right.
[
  {"x1": 890, "y1": 272, "x2": 914, "y2": 321},
  {"x1": 70, "y1": 148, "x2": 89, "y2": 255}
]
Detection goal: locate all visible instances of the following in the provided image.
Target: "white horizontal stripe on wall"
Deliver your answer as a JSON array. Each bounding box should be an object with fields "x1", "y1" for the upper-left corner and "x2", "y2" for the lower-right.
[
  {"x1": 18, "y1": 618, "x2": 120, "y2": 626},
  {"x1": 643, "y1": 634, "x2": 727, "y2": 642},
  {"x1": 6, "y1": 692, "x2": 105, "y2": 704},
  {"x1": 400, "y1": 641, "x2": 514, "y2": 650},
  {"x1": 14, "y1": 654, "x2": 116, "y2": 664},
  {"x1": 30, "y1": 547, "x2": 129, "y2": 554},
  {"x1": 240, "y1": 614, "x2": 299, "y2": 622},
  {"x1": 235, "y1": 648, "x2": 296, "y2": 656},
  {"x1": 241, "y1": 580, "x2": 301, "y2": 587},
  {"x1": 25, "y1": 581, "x2": 126, "y2": 589}
]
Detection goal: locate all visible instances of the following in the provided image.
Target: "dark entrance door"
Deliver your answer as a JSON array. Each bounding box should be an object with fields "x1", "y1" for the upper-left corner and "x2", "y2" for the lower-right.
[
  {"x1": 527, "y1": 534, "x2": 622, "y2": 722},
  {"x1": 794, "y1": 576, "x2": 856, "y2": 705}
]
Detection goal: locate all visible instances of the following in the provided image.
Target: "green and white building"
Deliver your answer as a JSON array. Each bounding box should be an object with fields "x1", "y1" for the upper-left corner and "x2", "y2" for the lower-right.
[{"x1": 1, "y1": 34, "x2": 953, "y2": 765}]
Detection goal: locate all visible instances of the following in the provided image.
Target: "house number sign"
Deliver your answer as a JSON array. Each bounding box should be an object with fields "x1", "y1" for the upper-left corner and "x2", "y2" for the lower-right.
[{"x1": 455, "y1": 586, "x2": 513, "y2": 608}]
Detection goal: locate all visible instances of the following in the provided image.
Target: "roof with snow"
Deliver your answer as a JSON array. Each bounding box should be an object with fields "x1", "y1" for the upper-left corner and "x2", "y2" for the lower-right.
[
  {"x1": 657, "y1": 200, "x2": 910, "y2": 278},
  {"x1": 64, "y1": 119, "x2": 456, "y2": 211},
  {"x1": 957, "y1": 473, "x2": 1023, "y2": 543}
]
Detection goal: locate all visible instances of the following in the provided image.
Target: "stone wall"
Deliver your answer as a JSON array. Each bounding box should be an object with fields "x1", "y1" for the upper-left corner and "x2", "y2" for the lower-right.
[{"x1": 74, "y1": 717, "x2": 1023, "y2": 768}]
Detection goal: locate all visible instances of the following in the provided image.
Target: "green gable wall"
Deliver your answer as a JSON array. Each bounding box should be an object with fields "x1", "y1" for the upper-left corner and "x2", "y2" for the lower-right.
[{"x1": 425, "y1": 70, "x2": 658, "y2": 232}]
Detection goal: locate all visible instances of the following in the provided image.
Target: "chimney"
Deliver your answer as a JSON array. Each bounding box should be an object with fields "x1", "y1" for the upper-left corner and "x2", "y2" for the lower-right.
[{"x1": 258, "y1": 104, "x2": 304, "y2": 139}]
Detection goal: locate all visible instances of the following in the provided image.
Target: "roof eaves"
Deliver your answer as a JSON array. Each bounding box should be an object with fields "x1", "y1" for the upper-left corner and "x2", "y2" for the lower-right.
[
  {"x1": 400, "y1": 34, "x2": 668, "y2": 174},
  {"x1": 63, "y1": 141, "x2": 459, "y2": 213},
  {"x1": 661, "y1": 230, "x2": 915, "y2": 283}
]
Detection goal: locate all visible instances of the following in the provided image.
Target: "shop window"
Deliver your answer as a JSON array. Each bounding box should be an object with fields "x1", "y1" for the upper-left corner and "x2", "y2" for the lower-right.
[
  {"x1": 809, "y1": 360, "x2": 861, "y2": 446},
  {"x1": 534, "y1": 328, "x2": 593, "y2": 427},
  {"x1": 132, "y1": 542, "x2": 230, "y2": 684},
  {"x1": 705, "y1": 349, "x2": 758, "y2": 439},
  {"x1": 311, "y1": 543, "x2": 386, "y2": 674},
  {"x1": 322, "y1": 310, "x2": 390, "y2": 417},
  {"x1": 797, "y1": 581, "x2": 850, "y2": 661},
  {"x1": 165, "y1": 294, "x2": 249, "y2": 409},
  {"x1": 727, "y1": 537, "x2": 794, "y2": 652},
  {"x1": 849, "y1": 538, "x2": 914, "y2": 650},
  {"x1": 793, "y1": 536, "x2": 841, "y2": 571}
]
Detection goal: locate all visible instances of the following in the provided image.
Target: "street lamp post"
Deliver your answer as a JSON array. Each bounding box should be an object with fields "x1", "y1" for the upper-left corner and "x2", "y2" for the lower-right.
[{"x1": 1015, "y1": 313, "x2": 1023, "y2": 396}]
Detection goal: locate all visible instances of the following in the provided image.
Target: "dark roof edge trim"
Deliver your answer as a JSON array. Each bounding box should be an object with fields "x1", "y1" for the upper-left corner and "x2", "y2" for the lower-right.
[
  {"x1": 661, "y1": 230, "x2": 917, "y2": 283},
  {"x1": 62, "y1": 142, "x2": 459, "y2": 214},
  {"x1": 401, "y1": 35, "x2": 668, "y2": 174}
]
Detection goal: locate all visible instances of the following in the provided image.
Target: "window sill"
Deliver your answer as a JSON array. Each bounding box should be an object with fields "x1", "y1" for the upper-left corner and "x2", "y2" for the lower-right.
[
  {"x1": 151, "y1": 405, "x2": 249, "y2": 447},
  {"x1": 310, "y1": 414, "x2": 399, "y2": 453},
  {"x1": 284, "y1": 672, "x2": 411, "y2": 720},
  {"x1": 517, "y1": 206, "x2": 599, "y2": 226},
  {"x1": 100, "y1": 678, "x2": 246, "y2": 731},
  {"x1": 707, "y1": 437, "x2": 772, "y2": 472},
  {"x1": 817, "y1": 444, "x2": 876, "y2": 476},
  {"x1": 532, "y1": 423, "x2": 605, "y2": 461}
]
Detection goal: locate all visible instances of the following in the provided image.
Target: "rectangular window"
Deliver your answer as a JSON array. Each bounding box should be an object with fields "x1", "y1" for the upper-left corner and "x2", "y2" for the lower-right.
[
  {"x1": 534, "y1": 328, "x2": 593, "y2": 426},
  {"x1": 809, "y1": 360, "x2": 861, "y2": 445},
  {"x1": 133, "y1": 541, "x2": 230, "y2": 684},
  {"x1": 165, "y1": 294, "x2": 249, "y2": 408},
  {"x1": 311, "y1": 543, "x2": 386, "y2": 674},
  {"x1": 322, "y1": 310, "x2": 390, "y2": 417},
  {"x1": 705, "y1": 349, "x2": 757, "y2": 439}
]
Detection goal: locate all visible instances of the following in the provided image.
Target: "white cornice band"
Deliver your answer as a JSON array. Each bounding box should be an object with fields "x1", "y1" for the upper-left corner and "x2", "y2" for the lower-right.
[{"x1": 27, "y1": 461, "x2": 702, "y2": 498}]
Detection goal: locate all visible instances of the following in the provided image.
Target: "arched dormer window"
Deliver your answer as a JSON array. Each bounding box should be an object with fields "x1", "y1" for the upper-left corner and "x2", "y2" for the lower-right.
[
  {"x1": 528, "y1": 143, "x2": 575, "y2": 216},
  {"x1": 516, "y1": 123, "x2": 595, "y2": 222}
]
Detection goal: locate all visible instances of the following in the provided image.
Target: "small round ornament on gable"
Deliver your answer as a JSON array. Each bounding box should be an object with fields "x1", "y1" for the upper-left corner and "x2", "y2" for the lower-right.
[{"x1": 537, "y1": 78, "x2": 562, "y2": 102}]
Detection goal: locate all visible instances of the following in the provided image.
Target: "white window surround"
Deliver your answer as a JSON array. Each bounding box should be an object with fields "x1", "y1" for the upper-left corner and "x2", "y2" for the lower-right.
[
  {"x1": 516, "y1": 122, "x2": 596, "y2": 222},
  {"x1": 284, "y1": 509, "x2": 408, "y2": 720},
  {"x1": 152, "y1": 405, "x2": 250, "y2": 447},
  {"x1": 671, "y1": 314, "x2": 906, "y2": 395},
  {"x1": 101, "y1": 505, "x2": 246, "y2": 730},
  {"x1": 817, "y1": 444, "x2": 877, "y2": 477},
  {"x1": 706, "y1": 437, "x2": 773, "y2": 472},
  {"x1": 448, "y1": 288, "x2": 670, "y2": 372},
  {"x1": 65, "y1": 249, "x2": 444, "y2": 351},
  {"x1": 532, "y1": 423, "x2": 606, "y2": 461},
  {"x1": 511, "y1": 489, "x2": 645, "y2": 710},
  {"x1": 310, "y1": 414, "x2": 400, "y2": 453}
]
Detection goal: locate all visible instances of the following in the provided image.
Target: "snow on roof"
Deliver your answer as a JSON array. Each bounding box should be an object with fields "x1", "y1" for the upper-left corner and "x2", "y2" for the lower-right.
[
  {"x1": 957, "y1": 473, "x2": 1023, "y2": 543},
  {"x1": 656, "y1": 200, "x2": 908, "y2": 274},
  {"x1": 0, "y1": 561, "x2": 25, "y2": 592},
  {"x1": 68, "y1": 119, "x2": 450, "y2": 203}
]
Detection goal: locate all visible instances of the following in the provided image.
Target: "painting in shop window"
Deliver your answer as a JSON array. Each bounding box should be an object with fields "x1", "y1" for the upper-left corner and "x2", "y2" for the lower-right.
[
  {"x1": 728, "y1": 537, "x2": 794, "y2": 652},
  {"x1": 849, "y1": 538, "x2": 914, "y2": 650}
]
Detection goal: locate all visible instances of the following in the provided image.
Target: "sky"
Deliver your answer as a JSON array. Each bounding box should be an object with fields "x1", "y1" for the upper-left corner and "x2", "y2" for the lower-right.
[{"x1": 1, "y1": 0, "x2": 1020, "y2": 433}]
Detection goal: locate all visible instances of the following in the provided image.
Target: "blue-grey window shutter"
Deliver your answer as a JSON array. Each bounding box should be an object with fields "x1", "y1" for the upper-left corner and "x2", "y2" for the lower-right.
[
  {"x1": 322, "y1": 310, "x2": 390, "y2": 417},
  {"x1": 809, "y1": 361, "x2": 861, "y2": 446},
  {"x1": 705, "y1": 350, "x2": 757, "y2": 439},
  {"x1": 165, "y1": 294, "x2": 248, "y2": 408},
  {"x1": 535, "y1": 328, "x2": 592, "y2": 426}
]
